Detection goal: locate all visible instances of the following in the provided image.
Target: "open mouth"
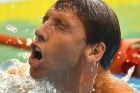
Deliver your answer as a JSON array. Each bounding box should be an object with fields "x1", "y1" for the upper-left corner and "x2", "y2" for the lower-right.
[{"x1": 31, "y1": 44, "x2": 42, "y2": 61}]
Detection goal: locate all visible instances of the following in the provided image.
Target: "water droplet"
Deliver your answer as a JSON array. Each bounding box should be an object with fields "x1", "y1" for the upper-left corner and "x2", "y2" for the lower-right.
[
  {"x1": 22, "y1": 52, "x2": 30, "y2": 59},
  {"x1": 5, "y1": 24, "x2": 17, "y2": 33},
  {"x1": 118, "y1": 51, "x2": 121, "y2": 54},
  {"x1": 38, "y1": 16, "x2": 43, "y2": 21},
  {"x1": 26, "y1": 38, "x2": 32, "y2": 46},
  {"x1": 17, "y1": 38, "x2": 23, "y2": 44},
  {"x1": 8, "y1": 39, "x2": 11, "y2": 42},
  {"x1": 137, "y1": 55, "x2": 140, "y2": 58},
  {"x1": 117, "y1": 56, "x2": 120, "y2": 59},
  {"x1": 126, "y1": 60, "x2": 130, "y2": 62}
]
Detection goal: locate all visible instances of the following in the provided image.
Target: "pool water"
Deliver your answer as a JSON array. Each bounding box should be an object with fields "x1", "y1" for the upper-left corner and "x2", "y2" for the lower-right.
[
  {"x1": 114, "y1": 74, "x2": 140, "y2": 91},
  {"x1": 0, "y1": 59, "x2": 61, "y2": 93},
  {"x1": 0, "y1": 59, "x2": 140, "y2": 93}
]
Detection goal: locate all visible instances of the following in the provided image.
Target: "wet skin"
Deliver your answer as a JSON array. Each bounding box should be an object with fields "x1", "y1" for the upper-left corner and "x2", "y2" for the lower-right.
[
  {"x1": 29, "y1": 6, "x2": 86, "y2": 82},
  {"x1": 28, "y1": 4, "x2": 139, "y2": 93}
]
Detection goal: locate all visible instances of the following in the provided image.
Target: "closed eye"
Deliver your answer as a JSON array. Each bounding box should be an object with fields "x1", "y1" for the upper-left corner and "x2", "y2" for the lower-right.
[{"x1": 55, "y1": 18, "x2": 64, "y2": 29}]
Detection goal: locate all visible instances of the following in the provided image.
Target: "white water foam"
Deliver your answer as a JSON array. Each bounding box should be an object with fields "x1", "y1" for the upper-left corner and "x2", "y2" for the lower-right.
[{"x1": 0, "y1": 59, "x2": 61, "y2": 93}]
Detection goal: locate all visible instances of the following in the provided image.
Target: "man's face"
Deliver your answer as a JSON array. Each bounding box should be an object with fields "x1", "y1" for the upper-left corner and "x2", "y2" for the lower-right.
[{"x1": 29, "y1": 5, "x2": 86, "y2": 83}]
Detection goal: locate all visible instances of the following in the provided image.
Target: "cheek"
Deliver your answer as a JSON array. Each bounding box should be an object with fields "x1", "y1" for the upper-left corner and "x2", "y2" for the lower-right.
[
  {"x1": 46, "y1": 40, "x2": 85, "y2": 70},
  {"x1": 45, "y1": 45, "x2": 74, "y2": 70},
  {"x1": 42, "y1": 31, "x2": 86, "y2": 70}
]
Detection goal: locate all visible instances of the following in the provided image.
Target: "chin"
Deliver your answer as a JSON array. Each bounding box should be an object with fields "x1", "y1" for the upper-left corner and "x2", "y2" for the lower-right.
[{"x1": 29, "y1": 67, "x2": 48, "y2": 80}]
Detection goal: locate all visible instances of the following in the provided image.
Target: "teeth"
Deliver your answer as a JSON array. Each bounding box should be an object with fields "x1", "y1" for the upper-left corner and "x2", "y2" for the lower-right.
[
  {"x1": 35, "y1": 58, "x2": 39, "y2": 62},
  {"x1": 35, "y1": 47, "x2": 41, "y2": 52}
]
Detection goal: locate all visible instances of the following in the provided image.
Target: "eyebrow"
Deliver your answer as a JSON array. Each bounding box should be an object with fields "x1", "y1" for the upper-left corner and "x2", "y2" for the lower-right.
[
  {"x1": 43, "y1": 16, "x2": 49, "y2": 20},
  {"x1": 42, "y1": 16, "x2": 49, "y2": 23}
]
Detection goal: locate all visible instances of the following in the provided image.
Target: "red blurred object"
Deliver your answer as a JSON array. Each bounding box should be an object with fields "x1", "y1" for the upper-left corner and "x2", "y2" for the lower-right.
[
  {"x1": 111, "y1": 39, "x2": 140, "y2": 78},
  {"x1": 0, "y1": 33, "x2": 31, "y2": 50}
]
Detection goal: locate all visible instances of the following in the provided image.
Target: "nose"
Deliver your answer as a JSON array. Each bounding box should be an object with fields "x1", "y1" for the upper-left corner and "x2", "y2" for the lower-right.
[{"x1": 35, "y1": 26, "x2": 48, "y2": 41}]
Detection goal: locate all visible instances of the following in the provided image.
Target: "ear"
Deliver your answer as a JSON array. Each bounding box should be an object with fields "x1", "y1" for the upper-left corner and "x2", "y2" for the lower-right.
[{"x1": 85, "y1": 42, "x2": 106, "y2": 63}]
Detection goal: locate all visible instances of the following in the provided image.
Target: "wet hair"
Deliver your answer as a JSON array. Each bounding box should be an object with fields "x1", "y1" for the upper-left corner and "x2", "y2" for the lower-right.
[{"x1": 55, "y1": 0, "x2": 121, "y2": 69}]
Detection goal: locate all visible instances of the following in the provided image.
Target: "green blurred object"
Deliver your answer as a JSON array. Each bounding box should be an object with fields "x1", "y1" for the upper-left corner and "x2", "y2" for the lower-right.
[
  {"x1": 0, "y1": 44, "x2": 30, "y2": 63},
  {"x1": 112, "y1": 4, "x2": 140, "y2": 39},
  {"x1": 0, "y1": 20, "x2": 38, "y2": 63}
]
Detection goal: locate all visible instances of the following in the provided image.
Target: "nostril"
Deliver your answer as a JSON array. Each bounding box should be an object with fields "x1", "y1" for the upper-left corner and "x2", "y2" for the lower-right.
[
  {"x1": 38, "y1": 34, "x2": 44, "y2": 40},
  {"x1": 36, "y1": 34, "x2": 45, "y2": 41},
  {"x1": 35, "y1": 28, "x2": 45, "y2": 41},
  {"x1": 35, "y1": 27, "x2": 48, "y2": 41}
]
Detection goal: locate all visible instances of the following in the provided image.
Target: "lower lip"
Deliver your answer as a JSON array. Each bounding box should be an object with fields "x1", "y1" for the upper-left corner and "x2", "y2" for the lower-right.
[{"x1": 29, "y1": 54, "x2": 43, "y2": 68}]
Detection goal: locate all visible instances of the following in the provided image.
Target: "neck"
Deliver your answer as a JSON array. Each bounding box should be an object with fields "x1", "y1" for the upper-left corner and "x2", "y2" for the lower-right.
[
  {"x1": 79, "y1": 62, "x2": 105, "y2": 93},
  {"x1": 55, "y1": 59, "x2": 107, "y2": 93},
  {"x1": 56, "y1": 59, "x2": 84, "y2": 93}
]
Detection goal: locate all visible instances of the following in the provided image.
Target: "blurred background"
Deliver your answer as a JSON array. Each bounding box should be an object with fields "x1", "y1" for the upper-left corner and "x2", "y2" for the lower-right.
[{"x1": 0, "y1": 0, "x2": 140, "y2": 62}]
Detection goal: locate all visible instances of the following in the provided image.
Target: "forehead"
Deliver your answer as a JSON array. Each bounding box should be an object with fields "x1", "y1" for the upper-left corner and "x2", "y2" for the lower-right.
[
  {"x1": 46, "y1": 2, "x2": 75, "y2": 16},
  {"x1": 44, "y1": 3, "x2": 86, "y2": 36},
  {"x1": 44, "y1": 4, "x2": 81, "y2": 24}
]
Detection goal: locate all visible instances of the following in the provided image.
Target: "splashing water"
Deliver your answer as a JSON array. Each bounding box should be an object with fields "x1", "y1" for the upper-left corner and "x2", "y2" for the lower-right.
[
  {"x1": 26, "y1": 38, "x2": 32, "y2": 46},
  {"x1": 122, "y1": 66, "x2": 135, "y2": 82},
  {"x1": 0, "y1": 59, "x2": 61, "y2": 93},
  {"x1": 21, "y1": 52, "x2": 30, "y2": 60},
  {"x1": 88, "y1": 74, "x2": 97, "y2": 93},
  {"x1": 5, "y1": 24, "x2": 17, "y2": 33}
]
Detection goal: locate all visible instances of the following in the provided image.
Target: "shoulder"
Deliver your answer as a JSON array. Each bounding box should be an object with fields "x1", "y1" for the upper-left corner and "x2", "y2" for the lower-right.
[{"x1": 93, "y1": 71, "x2": 138, "y2": 93}]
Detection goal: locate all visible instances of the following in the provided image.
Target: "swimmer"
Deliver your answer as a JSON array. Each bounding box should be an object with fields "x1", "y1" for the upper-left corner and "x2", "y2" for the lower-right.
[{"x1": 28, "y1": 0, "x2": 139, "y2": 93}]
